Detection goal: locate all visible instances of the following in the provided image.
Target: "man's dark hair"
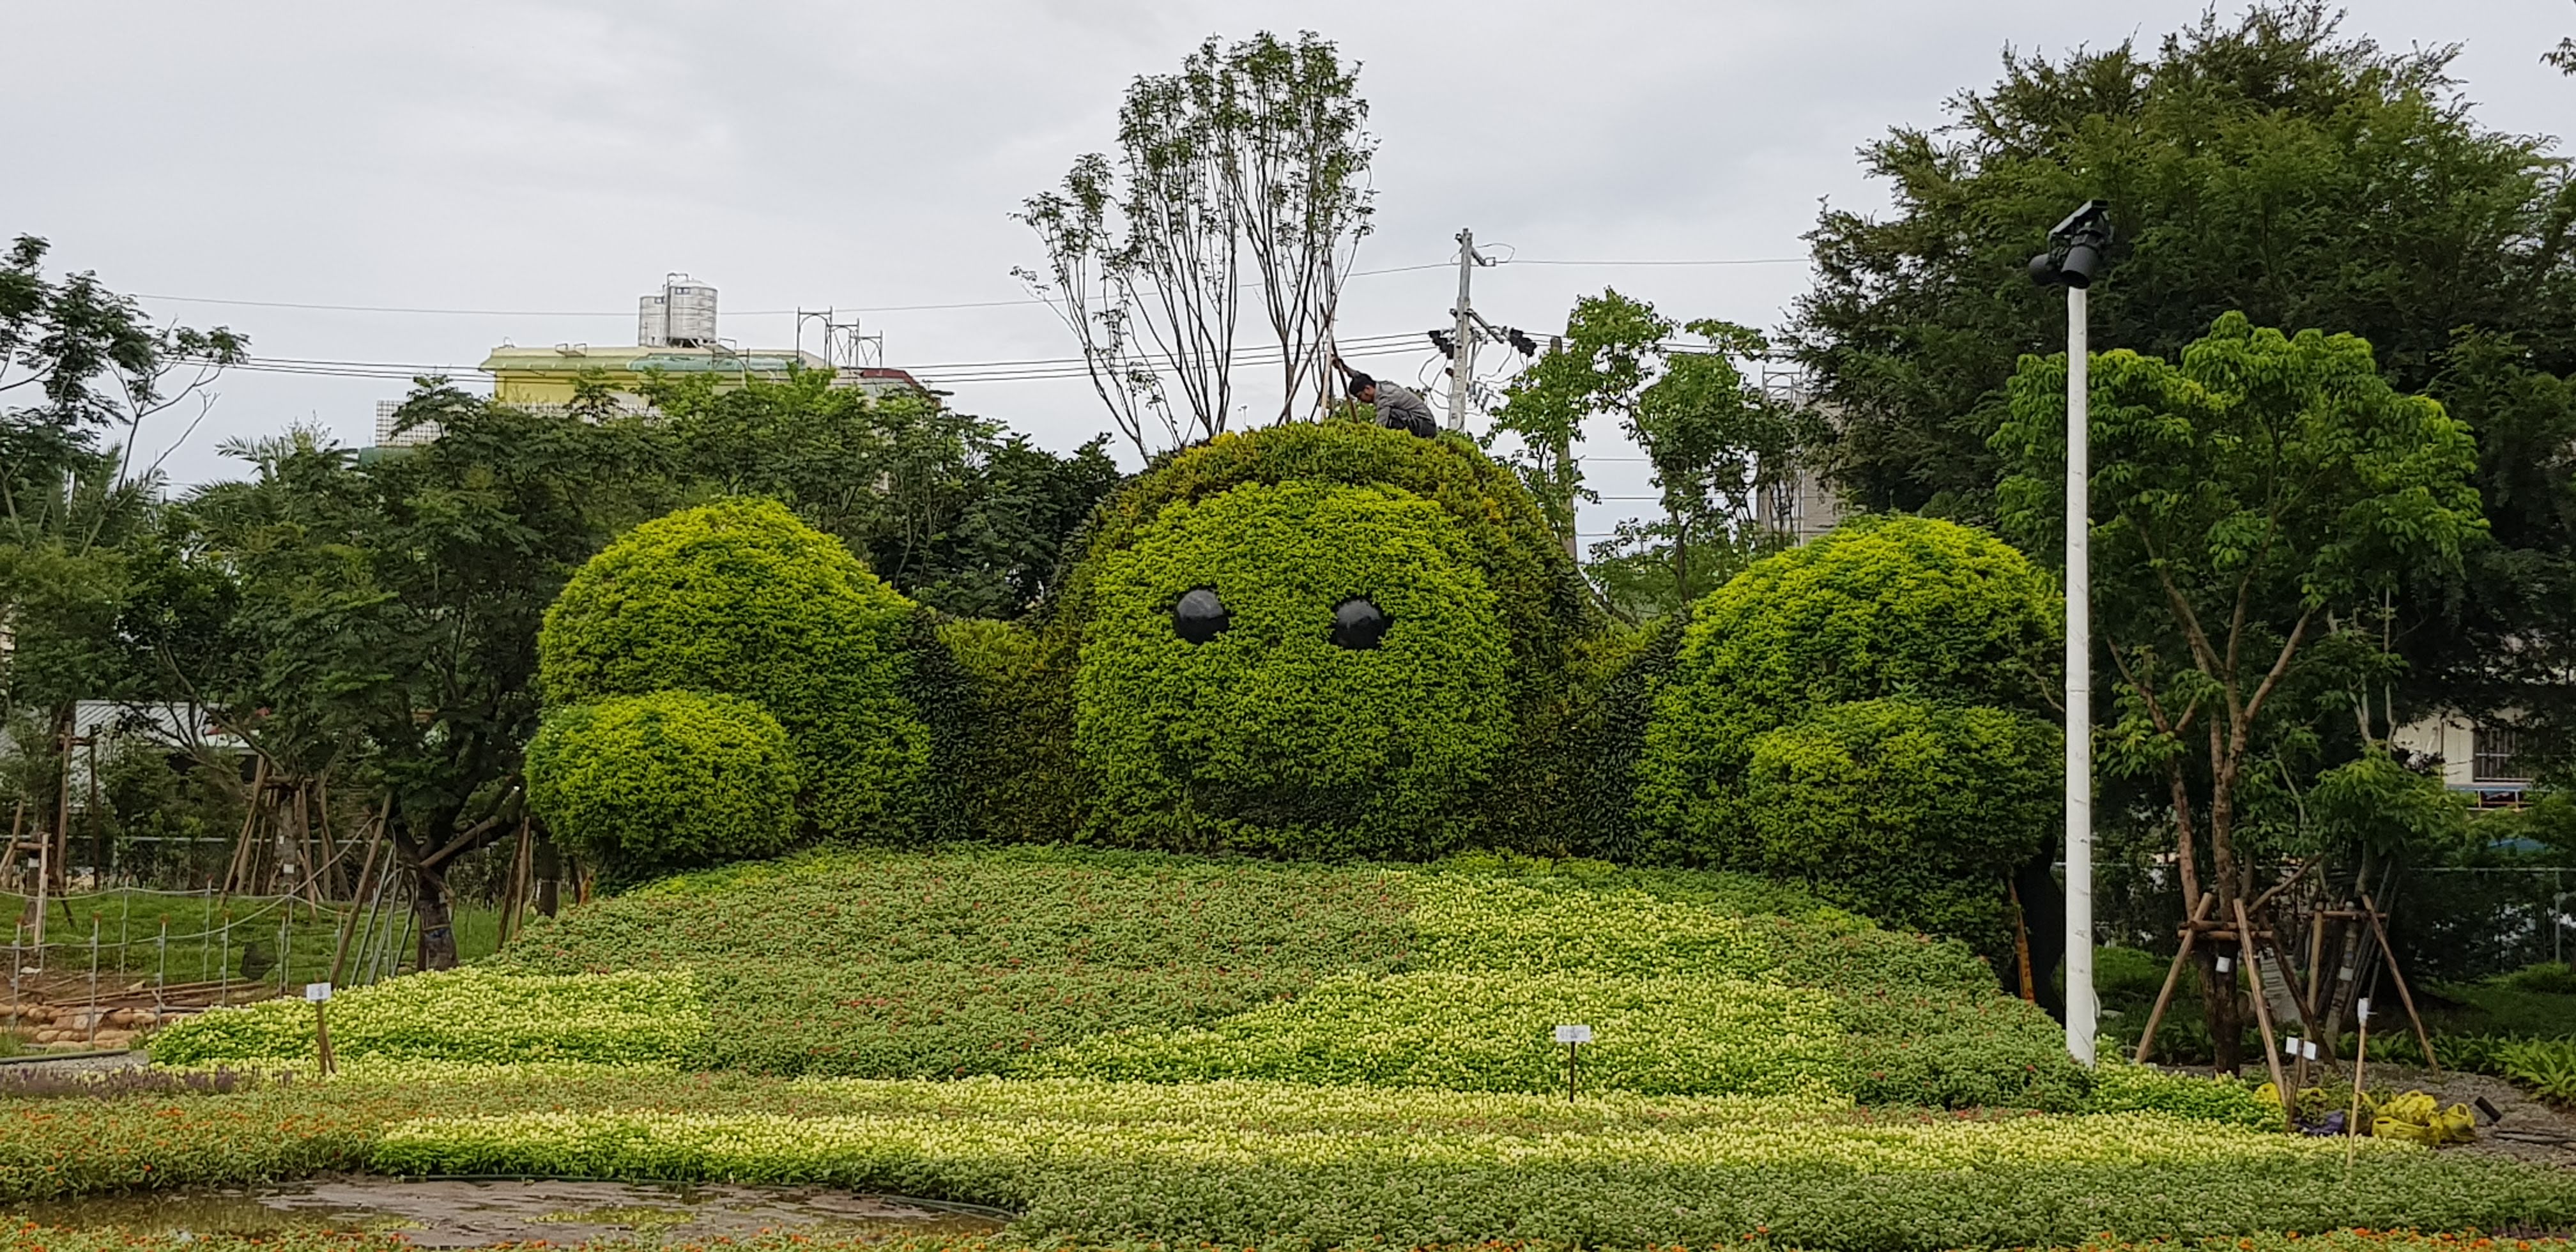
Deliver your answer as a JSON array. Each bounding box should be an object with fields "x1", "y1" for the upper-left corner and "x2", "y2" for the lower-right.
[{"x1": 1345, "y1": 371, "x2": 1376, "y2": 399}]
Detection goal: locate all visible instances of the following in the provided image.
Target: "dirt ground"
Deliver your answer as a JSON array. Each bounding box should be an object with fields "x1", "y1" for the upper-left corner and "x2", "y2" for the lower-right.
[{"x1": 2354, "y1": 1062, "x2": 2576, "y2": 1167}]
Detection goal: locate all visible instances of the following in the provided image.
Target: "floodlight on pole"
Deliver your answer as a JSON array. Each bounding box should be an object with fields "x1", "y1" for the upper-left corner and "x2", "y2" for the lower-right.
[{"x1": 2029, "y1": 198, "x2": 2110, "y2": 1065}]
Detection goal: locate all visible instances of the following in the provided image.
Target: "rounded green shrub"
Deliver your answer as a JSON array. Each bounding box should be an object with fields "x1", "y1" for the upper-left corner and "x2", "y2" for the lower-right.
[
  {"x1": 1074, "y1": 480, "x2": 1512, "y2": 856},
  {"x1": 1737, "y1": 698, "x2": 2058, "y2": 944},
  {"x1": 539, "y1": 498, "x2": 927, "y2": 836},
  {"x1": 525, "y1": 691, "x2": 799, "y2": 874},
  {"x1": 1636, "y1": 515, "x2": 2058, "y2": 862}
]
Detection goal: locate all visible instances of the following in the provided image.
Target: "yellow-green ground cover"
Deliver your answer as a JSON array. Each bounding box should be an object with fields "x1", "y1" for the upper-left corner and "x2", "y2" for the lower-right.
[
  {"x1": 9, "y1": 1064, "x2": 2576, "y2": 1249},
  {"x1": 12, "y1": 848, "x2": 2573, "y2": 1249}
]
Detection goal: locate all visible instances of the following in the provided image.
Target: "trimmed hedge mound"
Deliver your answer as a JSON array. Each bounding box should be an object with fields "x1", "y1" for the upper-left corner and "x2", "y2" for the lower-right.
[
  {"x1": 525, "y1": 691, "x2": 799, "y2": 876},
  {"x1": 538, "y1": 498, "x2": 926, "y2": 837}
]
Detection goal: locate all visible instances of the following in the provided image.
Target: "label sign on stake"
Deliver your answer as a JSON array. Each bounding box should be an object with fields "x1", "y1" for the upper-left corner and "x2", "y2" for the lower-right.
[
  {"x1": 1555, "y1": 1025, "x2": 1592, "y2": 1103},
  {"x1": 304, "y1": 982, "x2": 333, "y2": 1002},
  {"x1": 2214, "y1": 956, "x2": 2233, "y2": 973}
]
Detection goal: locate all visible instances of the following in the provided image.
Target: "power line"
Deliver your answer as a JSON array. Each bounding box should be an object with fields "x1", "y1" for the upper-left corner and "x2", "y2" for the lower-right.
[{"x1": 126, "y1": 256, "x2": 1800, "y2": 320}]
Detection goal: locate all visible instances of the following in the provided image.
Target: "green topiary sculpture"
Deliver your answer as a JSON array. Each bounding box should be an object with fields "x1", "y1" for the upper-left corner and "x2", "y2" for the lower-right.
[
  {"x1": 538, "y1": 498, "x2": 927, "y2": 837},
  {"x1": 1074, "y1": 480, "x2": 1512, "y2": 857},
  {"x1": 525, "y1": 690, "x2": 799, "y2": 876},
  {"x1": 1738, "y1": 698, "x2": 2058, "y2": 945},
  {"x1": 1636, "y1": 515, "x2": 2061, "y2": 947}
]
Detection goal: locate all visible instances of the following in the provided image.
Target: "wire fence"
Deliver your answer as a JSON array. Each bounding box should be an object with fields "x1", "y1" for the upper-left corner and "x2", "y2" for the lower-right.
[
  {"x1": 2384, "y1": 867, "x2": 2575, "y2": 985},
  {"x1": 6, "y1": 881, "x2": 430, "y2": 1046}
]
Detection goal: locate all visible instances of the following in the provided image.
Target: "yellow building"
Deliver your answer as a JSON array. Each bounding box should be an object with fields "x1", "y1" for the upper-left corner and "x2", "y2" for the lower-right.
[{"x1": 479, "y1": 344, "x2": 828, "y2": 411}]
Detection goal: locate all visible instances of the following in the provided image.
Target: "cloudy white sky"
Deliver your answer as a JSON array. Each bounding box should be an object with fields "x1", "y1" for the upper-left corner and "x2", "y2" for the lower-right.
[{"x1": 5, "y1": 1, "x2": 2568, "y2": 537}]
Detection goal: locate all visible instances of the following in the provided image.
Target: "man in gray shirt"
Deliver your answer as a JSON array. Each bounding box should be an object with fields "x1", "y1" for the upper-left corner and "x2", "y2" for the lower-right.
[{"x1": 1340, "y1": 366, "x2": 1439, "y2": 438}]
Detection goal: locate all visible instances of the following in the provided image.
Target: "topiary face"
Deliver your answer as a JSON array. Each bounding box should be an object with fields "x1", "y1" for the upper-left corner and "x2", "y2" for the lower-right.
[
  {"x1": 1074, "y1": 480, "x2": 1510, "y2": 856},
  {"x1": 539, "y1": 498, "x2": 927, "y2": 837}
]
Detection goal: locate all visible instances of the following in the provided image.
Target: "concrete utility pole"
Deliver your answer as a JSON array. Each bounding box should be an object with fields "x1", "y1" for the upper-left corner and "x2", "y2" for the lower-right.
[{"x1": 1448, "y1": 228, "x2": 1481, "y2": 432}]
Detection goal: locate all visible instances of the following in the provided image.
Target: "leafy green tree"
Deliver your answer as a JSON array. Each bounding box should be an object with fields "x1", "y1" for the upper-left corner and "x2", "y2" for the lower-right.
[
  {"x1": 1790, "y1": 3, "x2": 2576, "y2": 772},
  {"x1": 1489, "y1": 290, "x2": 1815, "y2": 616},
  {"x1": 645, "y1": 369, "x2": 1117, "y2": 619},
  {"x1": 1995, "y1": 313, "x2": 2484, "y2": 1069},
  {"x1": 0, "y1": 233, "x2": 243, "y2": 858},
  {"x1": 178, "y1": 385, "x2": 669, "y2": 967}
]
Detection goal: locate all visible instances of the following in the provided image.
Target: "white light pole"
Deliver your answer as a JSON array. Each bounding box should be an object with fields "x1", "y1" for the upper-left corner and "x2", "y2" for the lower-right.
[
  {"x1": 2030, "y1": 199, "x2": 2110, "y2": 1065},
  {"x1": 2062, "y1": 281, "x2": 2094, "y2": 1065}
]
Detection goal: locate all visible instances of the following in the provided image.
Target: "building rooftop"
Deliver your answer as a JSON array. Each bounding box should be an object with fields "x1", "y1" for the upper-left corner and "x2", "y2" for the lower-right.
[{"x1": 480, "y1": 344, "x2": 827, "y2": 375}]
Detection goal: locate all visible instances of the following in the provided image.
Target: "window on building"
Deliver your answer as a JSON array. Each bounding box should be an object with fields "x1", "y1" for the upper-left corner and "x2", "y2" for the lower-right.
[{"x1": 2473, "y1": 725, "x2": 2531, "y2": 783}]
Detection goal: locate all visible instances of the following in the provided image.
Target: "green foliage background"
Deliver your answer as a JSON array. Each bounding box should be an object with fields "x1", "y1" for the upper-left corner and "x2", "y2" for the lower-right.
[
  {"x1": 1074, "y1": 480, "x2": 1510, "y2": 856},
  {"x1": 524, "y1": 690, "x2": 799, "y2": 877},
  {"x1": 537, "y1": 498, "x2": 928, "y2": 838}
]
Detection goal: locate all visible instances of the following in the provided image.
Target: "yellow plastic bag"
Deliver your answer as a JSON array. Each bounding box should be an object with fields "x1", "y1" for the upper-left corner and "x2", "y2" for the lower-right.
[{"x1": 2370, "y1": 1090, "x2": 2476, "y2": 1145}]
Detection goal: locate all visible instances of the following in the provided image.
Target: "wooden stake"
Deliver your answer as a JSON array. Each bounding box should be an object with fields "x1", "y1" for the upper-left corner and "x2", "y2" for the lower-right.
[
  {"x1": 328, "y1": 808, "x2": 388, "y2": 986},
  {"x1": 2235, "y1": 896, "x2": 2295, "y2": 1131},
  {"x1": 314, "y1": 995, "x2": 335, "y2": 1077},
  {"x1": 2356, "y1": 890, "x2": 2438, "y2": 1075},
  {"x1": 2346, "y1": 996, "x2": 2371, "y2": 1173},
  {"x1": 2134, "y1": 892, "x2": 2217, "y2": 1065},
  {"x1": 2011, "y1": 881, "x2": 2037, "y2": 1002}
]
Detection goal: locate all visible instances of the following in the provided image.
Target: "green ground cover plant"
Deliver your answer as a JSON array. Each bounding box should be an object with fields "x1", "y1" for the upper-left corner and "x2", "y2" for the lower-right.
[
  {"x1": 126, "y1": 846, "x2": 2119, "y2": 1111},
  {"x1": 6, "y1": 1231, "x2": 2570, "y2": 1252},
  {"x1": 8, "y1": 1064, "x2": 2572, "y2": 1249},
  {"x1": 148, "y1": 968, "x2": 702, "y2": 1067}
]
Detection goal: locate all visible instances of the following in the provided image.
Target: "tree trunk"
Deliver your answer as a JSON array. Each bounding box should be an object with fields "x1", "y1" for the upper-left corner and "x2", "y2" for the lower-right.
[
  {"x1": 388, "y1": 811, "x2": 465, "y2": 972},
  {"x1": 2198, "y1": 945, "x2": 2246, "y2": 1073},
  {"x1": 2012, "y1": 849, "x2": 2067, "y2": 1021},
  {"x1": 411, "y1": 862, "x2": 459, "y2": 970}
]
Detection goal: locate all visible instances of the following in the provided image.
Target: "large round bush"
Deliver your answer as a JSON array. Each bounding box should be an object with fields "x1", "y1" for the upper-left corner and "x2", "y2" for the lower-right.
[
  {"x1": 1738, "y1": 698, "x2": 2058, "y2": 945},
  {"x1": 539, "y1": 498, "x2": 927, "y2": 836},
  {"x1": 1074, "y1": 480, "x2": 1512, "y2": 857},
  {"x1": 525, "y1": 691, "x2": 799, "y2": 875},
  {"x1": 1636, "y1": 514, "x2": 2058, "y2": 862}
]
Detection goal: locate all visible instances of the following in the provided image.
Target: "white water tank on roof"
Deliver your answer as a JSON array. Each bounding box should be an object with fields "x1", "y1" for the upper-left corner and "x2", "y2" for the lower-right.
[
  {"x1": 663, "y1": 277, "x2": 718, "y2": 347},
  {"x1": 637, "y1": 293, "x2": 669, "y2": 347}
]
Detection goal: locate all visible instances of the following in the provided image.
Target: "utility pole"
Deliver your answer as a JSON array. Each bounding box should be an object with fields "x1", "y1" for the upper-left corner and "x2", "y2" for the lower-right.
[{"x1": 1447, "y1": 228, "x2": 1482, "y2": 432}]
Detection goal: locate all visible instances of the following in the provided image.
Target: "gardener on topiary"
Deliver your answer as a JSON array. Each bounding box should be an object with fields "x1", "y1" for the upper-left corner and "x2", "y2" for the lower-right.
[{"x1": 1334, "y1": 357, "x2": 1438, "y2": 438}]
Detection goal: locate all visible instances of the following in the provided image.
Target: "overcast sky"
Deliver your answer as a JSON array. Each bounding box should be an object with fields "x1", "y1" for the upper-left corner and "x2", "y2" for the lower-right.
[{"x1": 5, "y1": 1, "x2": 2568, "y2": 538}]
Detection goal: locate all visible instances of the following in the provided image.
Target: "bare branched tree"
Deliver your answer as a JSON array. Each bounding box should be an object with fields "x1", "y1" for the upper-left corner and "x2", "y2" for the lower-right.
[
  {"x1": 1195, "y1": 33, "x2": 1376, "y2": 423},
  {"x1": 1018, "y1": 31, "x2": 1374, "y2": 453}
]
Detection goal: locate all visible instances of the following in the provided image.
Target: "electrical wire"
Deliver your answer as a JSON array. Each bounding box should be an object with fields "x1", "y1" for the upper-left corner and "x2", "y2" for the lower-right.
[{"x1": 128, "y1": 256, "x2": 1799, "y2": 321}]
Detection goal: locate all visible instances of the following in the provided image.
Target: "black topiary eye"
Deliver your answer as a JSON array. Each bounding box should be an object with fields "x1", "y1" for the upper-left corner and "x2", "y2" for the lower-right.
[
  {"x1": 1330, "y1": 598, "x2": 1390, "y2": 650},
  {"x1": 1174, "y1": 586, "x2": 1230, "y2": 643}
]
